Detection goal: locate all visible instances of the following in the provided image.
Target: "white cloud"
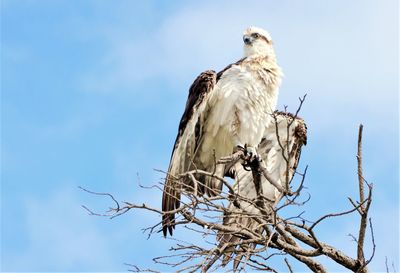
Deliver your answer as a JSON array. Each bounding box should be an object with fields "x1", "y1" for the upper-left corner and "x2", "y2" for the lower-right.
[
  {"x1": 71, "y1": 2, "x2": 398, "y2": 270},
  {"x1": 3, "y1": 1, "x2": 397, "y2": 271},
  {"x1": 80, "y1": 0, "x2": 397, "y2": 129}
]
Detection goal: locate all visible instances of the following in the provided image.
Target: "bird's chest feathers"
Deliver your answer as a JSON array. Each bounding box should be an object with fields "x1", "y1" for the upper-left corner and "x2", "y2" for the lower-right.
[
  {"x1": 198, "y1": 59, "x2": 281, "y2": 164},
  {"x1": 208, "y1": 64, "x2": 279, "y2": 131}
]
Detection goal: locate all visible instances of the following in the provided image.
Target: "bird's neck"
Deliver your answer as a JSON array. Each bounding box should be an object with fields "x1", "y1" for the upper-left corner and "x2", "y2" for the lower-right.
[{"x1": 244, "y1": 54, "x2": 277, "y2": 64}]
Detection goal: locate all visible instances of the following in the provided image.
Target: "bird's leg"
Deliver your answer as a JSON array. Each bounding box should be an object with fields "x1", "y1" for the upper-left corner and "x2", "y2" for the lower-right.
[
  {"x1": 232, "y1": 134, "x2": 259, "y2": 157},
  {"x1": 234, "y1": 144, "x2": 261, "y2": 171},
  {"x1": 244, "y1": 145, "x2": 260, "y2": 162},
  {"x1": 231, "y1": 133, "x2": 261, "y2": 170}
]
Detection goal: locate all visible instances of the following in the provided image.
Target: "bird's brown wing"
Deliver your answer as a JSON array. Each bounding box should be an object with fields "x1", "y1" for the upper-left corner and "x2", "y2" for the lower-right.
[
  {"x1": 162, "y1": 70, "x2": 216, "y2": 237},
  {"x1": 162, "y1": 58, "x2": 247, "y2": 237}
]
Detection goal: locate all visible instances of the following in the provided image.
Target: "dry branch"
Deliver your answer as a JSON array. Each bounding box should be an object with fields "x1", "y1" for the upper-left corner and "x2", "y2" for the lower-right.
[{"x1": 81, "y1": 101, "x2": 374, "y2": 272}]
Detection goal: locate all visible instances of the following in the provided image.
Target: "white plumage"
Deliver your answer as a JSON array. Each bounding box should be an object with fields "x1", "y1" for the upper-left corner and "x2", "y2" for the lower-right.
[
  {"x1": 200, "y1": 55, "x2": 282, "y2": 166},
  {"x1": 218, "y1": 112, "x2": 307, "y2": 267},
  {"x1": 162, "y1": 26, "x2": 283, "y2": 236}
]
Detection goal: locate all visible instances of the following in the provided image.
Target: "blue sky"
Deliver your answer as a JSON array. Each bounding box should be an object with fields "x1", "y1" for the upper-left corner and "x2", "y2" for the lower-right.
[{"x1": 1, "y1": 0, "x2": 398, "y2": 272}]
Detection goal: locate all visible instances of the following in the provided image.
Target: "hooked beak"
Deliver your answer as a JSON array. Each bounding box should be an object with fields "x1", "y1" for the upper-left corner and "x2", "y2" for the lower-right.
[{"x1": 243, "y1": 35, "x2": 252, "y2": 45}]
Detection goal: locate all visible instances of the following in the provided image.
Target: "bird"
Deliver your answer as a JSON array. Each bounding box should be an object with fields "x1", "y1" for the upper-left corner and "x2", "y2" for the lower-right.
[
  {"x1": 217, "y1": 111, "x2": 307, "y2": 268},
  {"x1": 162, "y1": 26, "x2": 283, "y2": 237}
]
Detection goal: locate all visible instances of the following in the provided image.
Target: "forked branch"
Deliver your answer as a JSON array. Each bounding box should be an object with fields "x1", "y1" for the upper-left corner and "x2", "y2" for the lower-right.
[{"x1": 80, "y1": 100, "x2": 374, "y2": 272}]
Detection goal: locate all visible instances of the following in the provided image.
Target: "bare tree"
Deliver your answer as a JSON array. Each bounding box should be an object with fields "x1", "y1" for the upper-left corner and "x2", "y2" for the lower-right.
[{"x1": 81, "y1": 99, "x2": 374, "y2": 273}]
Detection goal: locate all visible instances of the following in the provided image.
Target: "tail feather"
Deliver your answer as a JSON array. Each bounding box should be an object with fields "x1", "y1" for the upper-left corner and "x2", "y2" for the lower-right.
[{"x1": 218, "y1": 206, "x2": 262, "y2": 268}]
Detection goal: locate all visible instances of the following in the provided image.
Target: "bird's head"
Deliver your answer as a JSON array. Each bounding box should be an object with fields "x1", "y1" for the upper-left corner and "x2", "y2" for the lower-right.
[{"x1": 242, "y1": 26, "x2": 275, "y2": 58}]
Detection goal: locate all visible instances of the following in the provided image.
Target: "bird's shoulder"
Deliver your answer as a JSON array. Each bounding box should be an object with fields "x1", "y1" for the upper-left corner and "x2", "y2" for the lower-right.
[
  {"x1": 216, "y1": 57, "x2": 247, "y2": 81},
  {"x1": 171, "y1": 70, "x2": 216, "y2": 151}
]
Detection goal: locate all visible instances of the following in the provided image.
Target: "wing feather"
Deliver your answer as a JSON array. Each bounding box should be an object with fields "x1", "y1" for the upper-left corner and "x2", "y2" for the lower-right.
[
  {"x1": 162, "y1": 58, "x2": 248, "y2": 236},
  {"x1": 162, "y1": 70, "x2": 216, "y2": 236}
]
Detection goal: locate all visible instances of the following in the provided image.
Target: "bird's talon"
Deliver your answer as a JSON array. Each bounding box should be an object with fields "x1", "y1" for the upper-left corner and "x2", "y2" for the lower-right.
[
  {"x1": 234, "y1": 145, "x2": 246, "y2": 154},
  {"x1": 243, "y1": 165, "x2": 252, "y2": 171},
  {"x1": 240, "y1": 145, "x2": 261, "y2": 170}
]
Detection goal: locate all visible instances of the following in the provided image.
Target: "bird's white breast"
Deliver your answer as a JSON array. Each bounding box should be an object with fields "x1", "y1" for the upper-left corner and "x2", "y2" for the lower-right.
[{"x1": 198, "y1": 60, "x2": 281, "y2": 167}]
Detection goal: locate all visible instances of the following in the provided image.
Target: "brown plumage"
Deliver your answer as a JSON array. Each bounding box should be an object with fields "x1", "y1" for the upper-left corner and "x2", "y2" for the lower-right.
[{"x1": 162, "y1": 70, "x2": 216, "y2": 236}]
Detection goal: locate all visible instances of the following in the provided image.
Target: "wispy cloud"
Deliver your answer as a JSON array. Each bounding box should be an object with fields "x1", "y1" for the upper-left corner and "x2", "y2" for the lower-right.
[
  {"x1": 80, "y1": 0, "x2": 398, "y2": 131},
  {"x1": 2, "y1": 1, "x2": 397, "y2": 271},
  {"x1": 83, "y1": 1, "x2": 397, "y2": 80}
]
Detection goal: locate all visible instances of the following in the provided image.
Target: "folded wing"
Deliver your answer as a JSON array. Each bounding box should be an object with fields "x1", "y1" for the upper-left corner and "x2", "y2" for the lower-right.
[{"x1": 162, "y1": 70, "x2": 216, "y2": 237}]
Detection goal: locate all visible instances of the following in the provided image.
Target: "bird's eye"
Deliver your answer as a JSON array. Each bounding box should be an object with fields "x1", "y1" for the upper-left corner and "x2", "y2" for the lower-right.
[{"x1": 252, "y1": 33, "x2": 260, "y2": 39}]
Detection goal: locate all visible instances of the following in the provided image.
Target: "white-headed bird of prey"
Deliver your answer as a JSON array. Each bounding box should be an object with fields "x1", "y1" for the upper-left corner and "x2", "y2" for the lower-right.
[{"x1": 162, "y1": 26, "x2": 283, "y2": 236}]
